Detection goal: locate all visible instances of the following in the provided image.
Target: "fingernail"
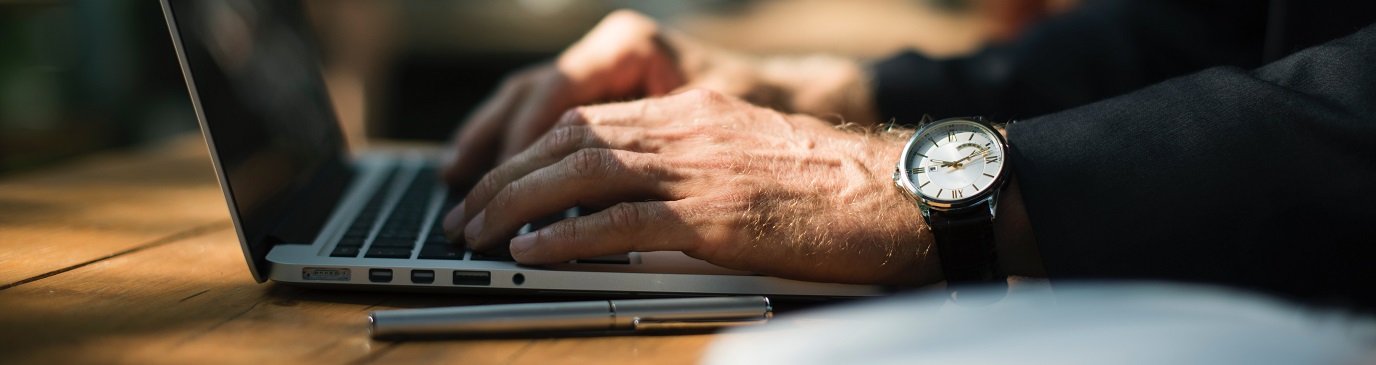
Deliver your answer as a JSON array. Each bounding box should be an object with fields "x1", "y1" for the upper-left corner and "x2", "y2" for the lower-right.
[
  {"x1": 442, "y1": 202, "x2": 465, "y2": 241},
  {"x1": 510, "y1": 231, "x2": 538, "y2": 258},
  {"x1": 464, "y1": 210, "x2": 486, "y2": 243}
]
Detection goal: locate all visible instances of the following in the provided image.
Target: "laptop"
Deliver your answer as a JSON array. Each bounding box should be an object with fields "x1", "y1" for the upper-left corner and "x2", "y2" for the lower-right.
[{"x1": 159, "y1": 0, "x2": 882, "y2": 297}]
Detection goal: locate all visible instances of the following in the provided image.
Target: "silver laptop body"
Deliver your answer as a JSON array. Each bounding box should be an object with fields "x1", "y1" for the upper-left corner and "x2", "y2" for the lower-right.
[{"x1": 160, "y1": 0, "x2": 883, "y2": 297}]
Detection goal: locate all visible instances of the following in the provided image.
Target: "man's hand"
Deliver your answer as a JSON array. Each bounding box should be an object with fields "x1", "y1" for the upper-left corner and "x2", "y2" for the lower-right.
[
  {"x1": 440, "y1": 10, "x2": 877, "y2": 186},
  {"x1": 443, "y1": 90, "x2": 938, "y2": 285}
]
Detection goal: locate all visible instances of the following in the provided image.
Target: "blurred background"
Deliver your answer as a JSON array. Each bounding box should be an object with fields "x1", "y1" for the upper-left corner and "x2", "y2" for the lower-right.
[{"x1": 0, "y1": 0, "x2": 1073, "y2": 175}]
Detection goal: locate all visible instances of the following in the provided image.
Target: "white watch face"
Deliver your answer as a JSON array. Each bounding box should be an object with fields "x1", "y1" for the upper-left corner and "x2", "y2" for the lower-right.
[{"x1": 902, "y1": 120, "x2": 1005, "y2": 202}]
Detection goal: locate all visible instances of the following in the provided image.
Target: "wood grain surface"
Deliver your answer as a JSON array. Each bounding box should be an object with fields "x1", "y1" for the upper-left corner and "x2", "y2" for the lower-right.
[{"x1": 0, "y1": 135, "x2": 721, "y2": 365}]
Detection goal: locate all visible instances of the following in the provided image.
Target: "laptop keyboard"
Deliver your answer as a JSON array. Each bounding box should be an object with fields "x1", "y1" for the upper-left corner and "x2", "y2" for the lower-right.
[
  {"x1": 329, "y1": 167, "x2": 399, "y2": 258},
  {"x1": 364, "y1": 166, "x2": 438, "y2": 259},
  {"x1": 417, "y1": 188, "x2": 465, "y2": 260},
  {"x1": 330, "y1": 166, "x2": 456, "y2": 260},
  {"x1": 329, "y1": 165, "x2": 629, "y2": 264}
]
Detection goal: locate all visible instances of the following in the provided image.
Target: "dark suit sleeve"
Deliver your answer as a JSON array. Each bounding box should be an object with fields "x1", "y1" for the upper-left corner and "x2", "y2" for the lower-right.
[
  {"x1": 873, "y1": 0, "x2": 1269, "y2": 122},
  {"x1": 1006, "y1": 24, "x2": 1376, "y2": 307}
]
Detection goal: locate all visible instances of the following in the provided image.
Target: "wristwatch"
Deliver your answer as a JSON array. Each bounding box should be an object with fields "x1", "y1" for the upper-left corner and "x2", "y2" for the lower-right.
[{"x1": 892, "y1": 117, "x2": 1009, "y2": 302}]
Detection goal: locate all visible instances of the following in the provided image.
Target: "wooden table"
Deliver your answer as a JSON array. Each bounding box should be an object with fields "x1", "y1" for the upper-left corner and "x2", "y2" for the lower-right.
[{"x1": 0, "y1": 135, "x2": 725, "y2": 364}]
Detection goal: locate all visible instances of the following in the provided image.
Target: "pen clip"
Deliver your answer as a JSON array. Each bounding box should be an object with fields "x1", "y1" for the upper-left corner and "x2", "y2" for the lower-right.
[{"x1": 631, "y1": 317, "x2": 770, "y2": 331}]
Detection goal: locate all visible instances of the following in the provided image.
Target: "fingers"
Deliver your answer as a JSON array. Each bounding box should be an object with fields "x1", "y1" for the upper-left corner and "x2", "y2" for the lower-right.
[
  {"x1": 552, "y1": 99, "x2": 662, "y2": 128},
  {"x1": 441, "y1": 68, "x2": 535, "y2": 186},
  {"x1": 441, "y1": 10, "x2": 699, "y2": 186},
  {"x1": 551, "y1": 89, "x2": 731, "y2": 129},
  {"x1": 507, "y1": 200, "x2": 700, "y2": 265},
  {"x1": 491, "y1": 10, "x2": 681, "y2": 161},
  {"x1": 447, "y1": 90, "x2": 758, "y2": 240},
  {"x1": 465, "y1": 149, "x2": 679, "y2": 252},
  {"x1": 447, "y1": 123, "x2": 657, "y2": 238},
  {"x1": 497, "y1": 74, "x2": 575, "y2": 161}
]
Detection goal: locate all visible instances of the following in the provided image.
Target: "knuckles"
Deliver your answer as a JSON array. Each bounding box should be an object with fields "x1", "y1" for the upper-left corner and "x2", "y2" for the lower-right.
[
  {"x1": 555, "y1": 108, "x2": 588, "y2": 127},
  {"x1": 467, "y1": 173, "x2": 503, "y2": 214},
  {"x1": 566, "y1": 148, "x2": 618, "y2": 180},
  {"x1": 605, "y1": 203, "x2": 645, "y2": 237},
  {"x1": 543, "y1": 125, "x2": 591, "y2": 156},
  {"x1": 489, "y1": 178, "x2": 524, "y2": 220},
  {"x1": 557, "y1": 106, "x2": 613, "y2": 127},
  {"x1": 544, "y1": 218, "x2": 581, "y2": 246}
]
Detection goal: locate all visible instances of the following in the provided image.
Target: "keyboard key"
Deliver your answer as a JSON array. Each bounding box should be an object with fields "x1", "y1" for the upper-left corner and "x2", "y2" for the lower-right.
[
  {"x1": 371, "y1": 238, "x2": 417, "y2": 248},
  {"x1": 338, "y1": 236, "x2": 365, "y2": 248},
  {"x1": 418, "y1": 243, "x2": 466, "y2": 260},
  {"x1": 576, "y1": 254, "x2": 631, "y2": 264},
  {"x1": 470, "y1": 250, "x2": 515, "y2": 262},
  {"x1": 428, "y1": 217, "x2": 450, "y2": 240},
  {"x1": 330, "y1": 246, "x2": 360, "y2": 257},
  {"x1": 375, "y1": 230, "x2": 416, "y2": 240},
  {"x1": 365, "y1": 247, "x2": 412, "y2": 258},
  {"x1": 425, "y1": 232, "x2": 452, "y2": 243}
]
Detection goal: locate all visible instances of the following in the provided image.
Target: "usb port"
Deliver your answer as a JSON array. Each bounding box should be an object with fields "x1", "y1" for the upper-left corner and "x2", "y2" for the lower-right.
[
  {"x1": 411, "y1": 270, "x2": 435, "y2": 284},
  {"x1": 368, "y1": 269, "x2": 393, "y2": 283},
  {"x1": 452, "y1": 270, "x2": 491, "y2": 286}
]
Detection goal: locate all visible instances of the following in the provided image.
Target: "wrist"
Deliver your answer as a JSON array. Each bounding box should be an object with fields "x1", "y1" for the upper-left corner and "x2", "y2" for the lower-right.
[
  {"x1": 888, "y1": 122, "x2": 1043, "y2": 288},
  {"x1": 859, "y1": 129, "x2": 946, "y2": 286},
  {"x1": 758, "y1": 55, "x2": 878, "y2": 126}
]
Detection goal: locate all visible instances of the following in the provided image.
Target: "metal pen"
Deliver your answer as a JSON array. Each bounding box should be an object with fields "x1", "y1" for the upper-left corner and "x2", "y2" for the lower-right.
[{"x1": 369, "y1": 296, "x2": 772, "y2": 338}]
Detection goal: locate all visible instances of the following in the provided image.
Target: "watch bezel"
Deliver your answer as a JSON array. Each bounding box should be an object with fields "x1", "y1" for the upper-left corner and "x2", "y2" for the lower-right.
[{"x1": 894, "y1": 117, "x2": 1010, "y2": 212}]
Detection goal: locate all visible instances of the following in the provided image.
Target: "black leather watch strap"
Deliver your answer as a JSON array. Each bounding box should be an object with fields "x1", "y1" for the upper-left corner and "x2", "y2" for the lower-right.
[{"x1": 928, "y1": 207, "x2": 1006, "y2": 301}]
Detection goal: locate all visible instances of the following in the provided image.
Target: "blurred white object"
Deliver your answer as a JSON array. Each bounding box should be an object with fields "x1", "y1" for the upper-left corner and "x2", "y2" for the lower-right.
[{"x1": 703, "y1": 282, "x2": 1376, "y2": 365}]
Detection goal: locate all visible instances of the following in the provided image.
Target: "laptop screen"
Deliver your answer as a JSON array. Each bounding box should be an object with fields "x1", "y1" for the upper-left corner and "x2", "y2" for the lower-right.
[{"x1": 164, "y1": 0, "x2": 348, "y2": 279}]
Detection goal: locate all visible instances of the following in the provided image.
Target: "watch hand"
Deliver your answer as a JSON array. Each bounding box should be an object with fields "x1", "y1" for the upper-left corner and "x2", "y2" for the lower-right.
[
  {"x1": 938, "y1": 151, "x2": 980, "y2": 170},
  {"x1": 953, "y1": 150, "x2": 982, "y2": 165}
]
